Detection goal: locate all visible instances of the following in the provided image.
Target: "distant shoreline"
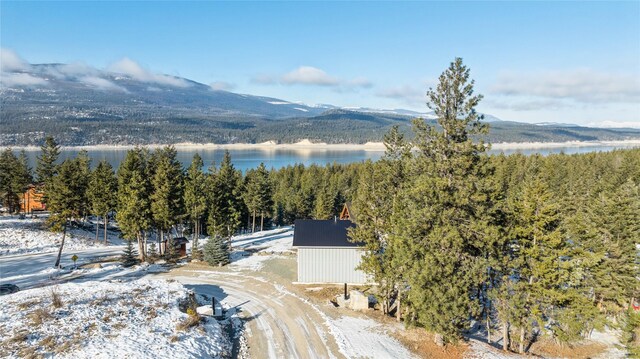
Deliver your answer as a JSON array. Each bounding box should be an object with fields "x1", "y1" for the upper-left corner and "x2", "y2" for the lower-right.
[{"x1": 3, "y1": 139, "x2": 640, "y2": 152}]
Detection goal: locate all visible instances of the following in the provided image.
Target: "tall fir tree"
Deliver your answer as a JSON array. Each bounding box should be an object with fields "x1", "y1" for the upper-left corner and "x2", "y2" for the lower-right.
[
  {"x1": 350, "y1": 125, "x2": 411, "y2": 315},
  {"x1": 150, "y1": 146, "x2": 184, "y2": 257},
  {"x1": 87, "y1": 160, "x2": 117, "y2": 243},
  {"x1": 35, "y1": 136, "x2": 60, "y2": 204},
  {"x1": 48, "y1": 157, "x2": 86, "y2": 267},
  {"x1": 207, "y1": 151, "x2": 243, "y2": 240},
  {"x1": 117, "y1": 148, "x2": 151, "y2": 261},
  {"x1": 389, "y1": 58, "x2": 490, "y2": 343},
  {"x1": 184, "y1": 153, "x2": 207, "y2": 260},
  {"x1": 0, "y1": 149, "x2": 32, "y2": 213}
]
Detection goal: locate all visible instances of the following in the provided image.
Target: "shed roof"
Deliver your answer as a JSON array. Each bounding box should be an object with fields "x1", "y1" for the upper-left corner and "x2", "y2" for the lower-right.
[{"x1": 292, "y1": 219, "x2": 361, "y2": 248}]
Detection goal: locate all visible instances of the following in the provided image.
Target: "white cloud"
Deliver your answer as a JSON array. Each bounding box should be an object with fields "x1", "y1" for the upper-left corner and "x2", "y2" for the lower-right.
[
  {"x1": 375, "y1": 85, "x2": 424, "y2": 105},
  {"x1": 1, "y1": 73, "x2": 47, "y2": 87},
  {"x1": 108, "y1": 58, "x2": 189, "y2": 88},
  {"x1": 79, "y1": 76, "x2": 127, "y2": 92},
  {"x1": 585, "y1": 120, "x2": 640, "y2": 129},
  {"x1": 491, "y1": 68, "x2": 640, "y2": 104},
  {"x1": 0, "y1": 48, "x2": 30, "y2": 72},
  {"x1": 209, "y1": 81, "x2": 235, "y2": 91},
  {"x1": 253, "y1": 66, "x2": 372, "y2": 91},
  {"x1": 483, "y1": 98, "x2": 570, "y2": 111},
  {"x1": 282, "y1": 66, "x2": 339, "y2": 86},
  {"x1": 346, "y1": 77, "x2": 373, "y2": 89}
]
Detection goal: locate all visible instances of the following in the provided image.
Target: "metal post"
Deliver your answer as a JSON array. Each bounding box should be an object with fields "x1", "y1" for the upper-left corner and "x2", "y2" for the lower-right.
[
  {"x1": 212, "y1": 297, "x2": 215, "y2": 316},
  {"x1": 344, "y1": 283, "x2": 348, "y2": 300}
]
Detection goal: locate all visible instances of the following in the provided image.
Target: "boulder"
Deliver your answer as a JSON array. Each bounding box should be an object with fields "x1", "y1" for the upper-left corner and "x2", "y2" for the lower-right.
[{"x1": 347, "y1": 290, "x2": 369, "y2": 311}]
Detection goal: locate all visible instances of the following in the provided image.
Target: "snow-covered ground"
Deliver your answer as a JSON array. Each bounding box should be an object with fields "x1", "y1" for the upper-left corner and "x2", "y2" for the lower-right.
[
  {"x1": 0, "y1": 215, "x2": 123, "y2": 256},
  {"x1": 0, "y1": 278, "x2": 230, "y2": 358},
  {"x1": 0, "y1": 246, "x2": 126, "y2": 288},
  {"x1": 196, "y1": 227, "x2": 294, "y2": 271}
]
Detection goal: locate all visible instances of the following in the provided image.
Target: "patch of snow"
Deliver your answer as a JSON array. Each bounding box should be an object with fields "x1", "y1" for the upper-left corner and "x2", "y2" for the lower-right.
[
  {"x1": 271, "y1": 283, "x2": 416, "y2": 358},
  {"x1": 294, "y1": 107, "x2": 309, "y2": 112},
  {"x1": 267, "y1": 101, "x2": 291, "y2": 105},
  {"x1": 0, "y1": 215, "x2": 123, "y2": 256},
  {"x1": 0, "y1": 279, "x2": 230, "y2": 358},
  {"x1": 465, "y1": 339, "x2": 521, "y2": 359}
]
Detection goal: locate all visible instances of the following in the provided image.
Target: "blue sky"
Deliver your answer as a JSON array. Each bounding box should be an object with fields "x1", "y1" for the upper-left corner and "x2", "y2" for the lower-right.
[{"x1": 1, "y1": 1, "x2": 639, "y2": 127}]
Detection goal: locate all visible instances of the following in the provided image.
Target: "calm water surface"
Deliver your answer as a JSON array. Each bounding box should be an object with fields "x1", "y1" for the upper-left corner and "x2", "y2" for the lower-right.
[{"x1": 21, "y1": 144, "x2": 639, "y2": 172}]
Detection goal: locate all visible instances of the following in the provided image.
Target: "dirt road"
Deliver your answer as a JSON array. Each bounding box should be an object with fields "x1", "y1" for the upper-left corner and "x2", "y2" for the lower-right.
[
  {"x1": 165, "y1": 267, "x2": 344, "y2": 359},
  {"x1": 163, "y1": 263, "x2": 415, "y2": 359}
]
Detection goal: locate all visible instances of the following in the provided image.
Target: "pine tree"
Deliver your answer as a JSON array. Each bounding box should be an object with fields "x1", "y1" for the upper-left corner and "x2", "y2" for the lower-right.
[
  {"x1": 121, "y1": 239, "x2": 139, "y2": 267},
  {"x1": 87, "y1": 160, "x2": 117, "y2": 243},
  {"x1": 35, "y1": 136, "x2": 60, "y2": 205},
  {"x1": 203, "y1": 235, "x2": 230, "y2": 266},
  {"x1": 350, "y1": 125, "x2": 411, "y2": 315},
  {"x1": 0, "y1": 149, "x2": 31, "y2": 213},
  {"x1": 184, "y1": 153, "x2": 207, "y2": 260},
  {"x1": 389, "y1": 58, "x2": 490, "y2": 343},
  {"x1": 165, "y1": 237, "x2": 180, "y2": 264},
  {"x1": 508, "y1": 177, "x2": 570, "y2": 351},
  {"x1": 150, "y1": 146, "x2": 184, "y2": 255},
  {"x1": 255, "y1": 163, "x2": 274, "y2": 230},
  {"x1": 147, "y1": 240, "x2": 158, "y2": 263},
  {"x1": 117, "y1": 148, "x2": 151, "y2": 262},
  {"x1": 243, "y1": 168, "x2": 260, "y2": 232},
  {"x1": 48, "y1": 158, "x2": 86, "y2": 268},
  {"x1": 207, "y1": 151, "x2": 243, "y2": 240}
]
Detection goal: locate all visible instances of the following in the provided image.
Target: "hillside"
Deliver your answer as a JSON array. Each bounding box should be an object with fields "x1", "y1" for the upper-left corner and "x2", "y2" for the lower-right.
[{"x1": 1, "y1": 63, "x2": 639, "y2": 146}]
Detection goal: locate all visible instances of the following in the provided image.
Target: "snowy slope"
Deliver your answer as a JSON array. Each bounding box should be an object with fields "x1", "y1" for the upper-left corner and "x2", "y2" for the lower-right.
[
  {"x1": 0, "y1": 215, "x2": 123, "y2": 256},
  {"x1": 0, "y1": 278, "x2": 230, "y2": 358}
]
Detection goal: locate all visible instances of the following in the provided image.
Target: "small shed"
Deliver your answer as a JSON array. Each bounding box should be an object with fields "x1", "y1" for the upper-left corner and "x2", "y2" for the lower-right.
[
  {"x1": 163, "y1": 237, "x2": 189, "y2": 257},
  {"x1": 293, "y1": 219, "x2": 368, "y2": 284}
]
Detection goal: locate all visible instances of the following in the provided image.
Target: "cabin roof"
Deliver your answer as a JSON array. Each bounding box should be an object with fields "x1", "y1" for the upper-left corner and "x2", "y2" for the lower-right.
[{"x1": 292, "y1": 219, "x2": 361, "y2": 248}]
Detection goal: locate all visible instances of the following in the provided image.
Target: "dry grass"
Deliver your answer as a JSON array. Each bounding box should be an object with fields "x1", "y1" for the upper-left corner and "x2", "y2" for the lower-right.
[
  {"x1": 529, "y1": 337, "x2": 607, "y2": 359},
  {"x1": 145, "y1": 306, "x2": 158, "y2": 321},
  {"x1": 392, "y1": 327, "x2": 468, "y2": 359},
  {"x1": 38, "y1": 335, "x2": 57, "y2": 351},
  {"x1": 102, "y1": 309, "x2": 115, "y2": 323},
  {"x1": 54, "y1": 335, "x2": 82, "y2": 355},
  {"x1": 28, "y1": 308, "x2": 53, "y2": 326},
  {"x1": 50, "y1": 290, "x2": 63, "y2": 309},
  {"x1": 176, "y1": 309, "x2": 201, "y2": 332},
  {"x1": 18, "y1": 298, "x2": 42, "y2": 310},
  {"x1": 16, "y1": 346, "x2": 40, "y2": 359},
  {"x1": 91, "y1": 294, "x2": 111, "y2": 306},
  {"x1": 6, "y1": 330, "x2": 29, "y2": 344},
  {"x1": 169, "y1": 335, "x2": 180, "y2": 343}
]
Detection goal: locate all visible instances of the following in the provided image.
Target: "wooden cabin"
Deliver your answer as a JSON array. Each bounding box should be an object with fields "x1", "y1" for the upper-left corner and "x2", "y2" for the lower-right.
[
  {"x1": 292, "y1": 218, "x2": 368, "y2": 284},
  {"x1": 20, "y1": 185, "x2": 46, "y2": 214},
  {"x1": 339, "y1": 202, "x2": 355, "y2": 221},
  {"x1": 162, "y1": 237, "x2": 189, "y2": 257}
]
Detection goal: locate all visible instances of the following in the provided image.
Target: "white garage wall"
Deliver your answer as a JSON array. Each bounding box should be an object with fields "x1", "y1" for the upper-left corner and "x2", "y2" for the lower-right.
[{"x1": 297, "y1": 247, "x2": 368, "y2": 284}]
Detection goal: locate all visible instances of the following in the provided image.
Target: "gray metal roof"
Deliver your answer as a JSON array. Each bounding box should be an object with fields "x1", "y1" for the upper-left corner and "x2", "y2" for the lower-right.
[{"x1": 292, "y1": 219, "x2": 361, "y2": 247}]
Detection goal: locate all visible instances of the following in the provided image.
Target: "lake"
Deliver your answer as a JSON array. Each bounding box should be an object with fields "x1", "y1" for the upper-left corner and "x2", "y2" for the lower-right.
[{"x1": 18, "y1": 143, "x2": 640, "y2": 172}]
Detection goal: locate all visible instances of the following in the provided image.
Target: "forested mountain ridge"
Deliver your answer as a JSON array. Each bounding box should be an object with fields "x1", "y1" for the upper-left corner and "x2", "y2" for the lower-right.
[{"x1": 2, "y1": 63, "x2": 639, "y2": 146}]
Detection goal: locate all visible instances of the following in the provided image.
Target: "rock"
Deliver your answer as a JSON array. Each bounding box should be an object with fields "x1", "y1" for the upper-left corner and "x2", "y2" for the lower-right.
[
  {"x1": 434, "y1": 333, "x2": 445, "y2": 347},
  {"x1": 347, "y1": 290, "x2": 369, "y2": 311}
]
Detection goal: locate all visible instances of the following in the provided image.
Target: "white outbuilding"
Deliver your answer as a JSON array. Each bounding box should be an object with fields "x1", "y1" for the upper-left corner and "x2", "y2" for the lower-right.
[{"x1": 292, "y1": 218, "x2": 368, "y2": 284}]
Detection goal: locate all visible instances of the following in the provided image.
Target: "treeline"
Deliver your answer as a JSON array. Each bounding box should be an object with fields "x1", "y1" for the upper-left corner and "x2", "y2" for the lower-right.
[
  {"x1": 0, "y1": 136, "x2": 362, "y2": 266},
  {"x1": 349, "y1": 59, "x2": 640, "y2": 354}
]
